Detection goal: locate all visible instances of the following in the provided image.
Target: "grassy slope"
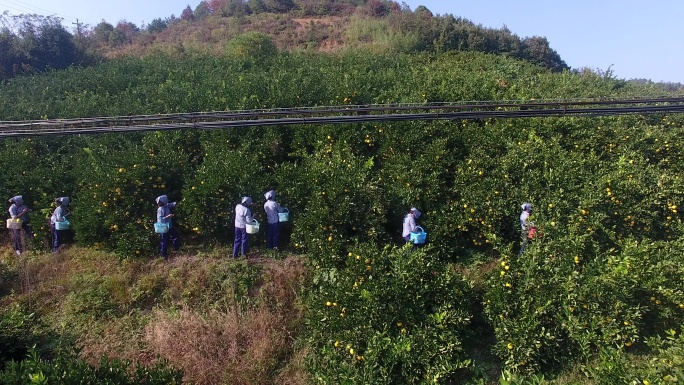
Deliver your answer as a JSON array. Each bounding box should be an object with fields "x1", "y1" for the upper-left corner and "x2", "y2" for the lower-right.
[{"x1": 0, "y1": 245, "x2": 309, "y2": 385}]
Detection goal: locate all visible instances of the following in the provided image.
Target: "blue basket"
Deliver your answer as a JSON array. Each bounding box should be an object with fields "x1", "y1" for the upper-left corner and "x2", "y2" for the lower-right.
[
  {"x1": 154, "y1": 222, "x2": 170, "y2": 234},
  {"x1": 409, "y1": 226, "x2": 427, "y2": 244},
  {"x1": 55, "y1": 219, "x2": 70, "y2": 230},
  {"x1": 278, "y1": 208, "x2": 289, "y2": 222}
]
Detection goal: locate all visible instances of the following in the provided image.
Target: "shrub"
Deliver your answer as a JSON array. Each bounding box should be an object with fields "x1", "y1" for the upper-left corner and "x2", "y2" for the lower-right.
[
  {"x1": 306, "y1": 243, "x2": 476, "y2": 383},
  {"x1": 225, "y1": 31, "x2": 277, "y2": 61},
  {"x1": 0, "y1": 348, "x2": 183, "y2": 384},
  {"x1": 484, "y1": 236, "x2": 684, "y2": 373}
]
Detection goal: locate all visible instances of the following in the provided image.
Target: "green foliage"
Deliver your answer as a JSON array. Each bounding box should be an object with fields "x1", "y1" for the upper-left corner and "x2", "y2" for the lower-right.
[
  {"x1": 62, "y1": 274, "x2": 126, "y2": 329},
  {"x1": 0, "y1": 14, "x2": 79, "y2": 80},
  {"x1": 70, "y1": 132, "x2": 198, "y2": 256},
  {"x1": 344, "y1": 16, "x2": 421, "y2": 53},
  {"x1": 146, "y1": 18, "x2": 169, "y2": 33},
  {"x1": 180, "y1": 130, "x2": 270, "y2": 243},
  {"x1": 578, "y1": 328, "x2": 684, "y2": 384},
  {"x1": 0, "y1": 348, "x2": 183, "y2": 384},
  {"x1": 0, "y1": 50, "x2": 682, "y2": 383},
  {"x1": 277, "y1": 137, "x2": 386, "y2": 258},
  {"x1": 0, "y1": 307, "x2": 41, "y2": 368},
  {"x1": 0, "y1": 261, "x2": 18, "y2": 296},
  {"x1": 225, "y1": 31, "x2": 277, "y2": 61},
  {"x1": 483, "y1": 236, "x2": 684, "y2": 373},
  {"x1": 306, "y1": 244, "x2": 475, "y2": 384}
]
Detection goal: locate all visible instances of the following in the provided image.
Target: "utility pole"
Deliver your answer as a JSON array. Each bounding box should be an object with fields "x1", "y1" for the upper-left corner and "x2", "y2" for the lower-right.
[{"x1": 72, "y1": 18, "x2": 81, "y2": 39}]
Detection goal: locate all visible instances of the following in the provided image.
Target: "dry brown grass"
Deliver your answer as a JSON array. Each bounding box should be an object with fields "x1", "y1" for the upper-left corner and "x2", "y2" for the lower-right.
[
  {"x1": 0, "y1": 247, "x2": 307, "y2": 385},
  {"x1": 138, "y1": 254, "x2": 306, "y2": 384},
  {"x1": 0, "y1": 246, "x2": 310, "y2": 384},
  {"x1": 144, "y1": 306, "x2": 276, "y2": 384},
  {"x1": 104, "y1": 14, "x2": 350, "y2": 59},
  {"x1": 142, "y1": 255, "x2": 309, "y2": 384}
]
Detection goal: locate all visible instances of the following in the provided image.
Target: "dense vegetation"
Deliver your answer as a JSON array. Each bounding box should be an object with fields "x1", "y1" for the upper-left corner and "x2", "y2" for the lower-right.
[
  {"x1": 1, "y1": 47, "x2": 684, "y2": 384},
  {"x1": 1, "y1": 0, "x2": 572, "y2": 82}
]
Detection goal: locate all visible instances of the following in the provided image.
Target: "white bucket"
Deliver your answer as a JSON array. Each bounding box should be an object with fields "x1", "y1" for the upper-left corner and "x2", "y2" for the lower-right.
[
  {"x1": 246, "y1": 219, "x2": 260, "y2": 234},
  {"x1": 6, "y1": 218, "x2": 22, "y2": 229}
]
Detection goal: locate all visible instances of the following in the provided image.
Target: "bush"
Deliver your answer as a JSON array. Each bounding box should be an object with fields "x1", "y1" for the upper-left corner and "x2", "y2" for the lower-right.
[
  {"x1": 0, "y1": 307, "x2": 43, "y2": 369},
  {"x1": 0, "y1": 348, "x2": 183, "y2": 384},
  {"x1": 483, "y1": 236, "x2": 684, "y2": 373},
  {"x1": 225, "y1": 31, "x2": 277, "y2": 61},
  {"x1": 306, "y1": 243, "x2": 475, "y2": 383}
]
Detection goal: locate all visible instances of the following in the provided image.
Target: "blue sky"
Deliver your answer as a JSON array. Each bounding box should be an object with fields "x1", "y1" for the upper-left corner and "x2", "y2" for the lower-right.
[{"x1": 2, "y1": 0, "x2": 683, "y2": 83}]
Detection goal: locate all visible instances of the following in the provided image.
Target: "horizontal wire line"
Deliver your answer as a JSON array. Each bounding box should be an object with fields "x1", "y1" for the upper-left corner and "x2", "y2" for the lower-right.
[{"x1": 1, "y1": 97, "x2": 683, "y2": 138}]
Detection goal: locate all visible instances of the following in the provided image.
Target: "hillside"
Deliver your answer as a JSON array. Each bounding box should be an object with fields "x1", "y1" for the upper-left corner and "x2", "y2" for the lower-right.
[
  {"x1": 99, "y1": 9, "x2": 568, "y2": 73},
  {"x1": 1, "y1": 49, "x2": 684, "y2": 383},
  {"x1": 1, "y1": 0, "x2": 569, "y2": 81}
]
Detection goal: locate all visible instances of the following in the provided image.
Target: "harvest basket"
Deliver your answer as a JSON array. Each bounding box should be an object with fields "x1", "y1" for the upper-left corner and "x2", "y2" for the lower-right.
[
  {"x1": 409, "y1": 226, "x2": 427, "y2": 244},
  {"x1": 154, "y1": 222, "x2": 170, "y2": 234},
  {"x1": 246, "y1": 219, "x2": 260, "y2": 234},
  {"x1": 278, "y1": 208, "x2": 289, "y2": 222},
  {"x1": 55, "y1": 219, "x2": 70, "y2": 231},
  {"x1": 6, "y1": 218, "x2": 22, "y2": 230}
]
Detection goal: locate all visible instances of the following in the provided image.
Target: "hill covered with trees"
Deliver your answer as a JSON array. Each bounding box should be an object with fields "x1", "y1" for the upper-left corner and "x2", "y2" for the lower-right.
[{"x1": 0, "y1": 0, "x2": 570, "y2": 81}]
